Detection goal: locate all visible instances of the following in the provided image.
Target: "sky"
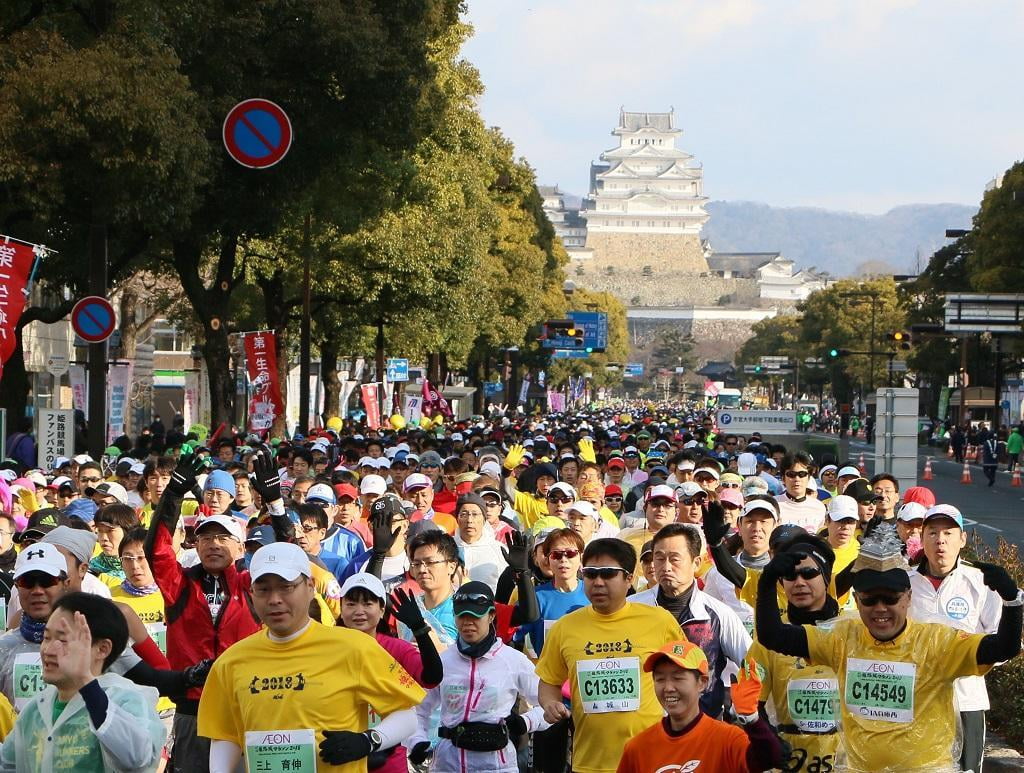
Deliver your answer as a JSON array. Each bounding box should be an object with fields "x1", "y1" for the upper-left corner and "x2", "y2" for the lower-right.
[{"x1": 462, "y1": 1, "x2": 1023, "y2": 214}]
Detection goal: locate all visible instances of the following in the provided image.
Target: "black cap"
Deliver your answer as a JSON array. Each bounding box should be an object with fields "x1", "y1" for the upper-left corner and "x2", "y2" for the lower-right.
[
  {"x1": 844, "y1": 479, "x2": 882, "y2": 505},
  {"x1": 769, "y1": 524, "x2": 807, "y2": 552},
  {"x1": 851, "y1": 568, "x2": 911, "y2": 593},
  {"x1": 20, "y1": 508, "x2": 70, "y2": 542},
  {"x1": 640, "y1": 540, "x2": 654, "y2": 559},
  {"x1": 369, "y1": 495, "x2": 405, "y2": 521},
  {"x1": 453, "y1": 581, "x2": 495, "y2": 617}
]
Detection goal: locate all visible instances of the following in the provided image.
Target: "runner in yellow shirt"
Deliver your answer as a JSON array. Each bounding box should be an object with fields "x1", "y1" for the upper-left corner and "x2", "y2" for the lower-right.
[
  {"x1": 536, "y1": 538, "x2": 684, "y2": 773},
  {"x1": 198, "y1": 542, "x2": 425, "y2": 772},
  {"x1": 755, "y1": 524, "x2": 1024, "y2": 773}
]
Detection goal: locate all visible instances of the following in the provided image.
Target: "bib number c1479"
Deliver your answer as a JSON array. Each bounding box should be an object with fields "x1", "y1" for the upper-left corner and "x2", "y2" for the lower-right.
[
  {"x1": 576, "y1": 656, "x2": 640, "y2": 714},
  {"x1": 844, "y1": 658, "x2": 915, "y2": 723},
  {"x1": 787, "y1": 677, "x2": 839, "y2": 733},
  {"x1": 244, "y1": 728, "x2": 316, "y2": 772}
]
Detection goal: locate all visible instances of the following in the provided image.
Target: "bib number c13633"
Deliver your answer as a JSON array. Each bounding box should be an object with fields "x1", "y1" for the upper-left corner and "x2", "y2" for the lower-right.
[{"x1": 576, "y1": 656, "x2": 640, "y2": 714}]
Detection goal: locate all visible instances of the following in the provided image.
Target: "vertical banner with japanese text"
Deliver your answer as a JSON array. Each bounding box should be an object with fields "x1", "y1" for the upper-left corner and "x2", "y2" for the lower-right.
[
  {"x1": 183, "y1": 370, "x2": 200, "y2": 429},
  {"x1": 36, "y1": 409, "x2": 74, "y2": 470},
  {"x1": 360, "y1": 383, "x2": 381, "y2": 429},
  {"x1": 0, "y1": 240, "x2": 36, "y2": 379},
  {"x1": 244, "y1": 331, "x2": 284, "y2": 433},
  {"x1": 106, "y1": 364, "x2": 133, "y2": 443},
  {"x1": 69, "y1": 365, "x2": 87, "y2": 416}
]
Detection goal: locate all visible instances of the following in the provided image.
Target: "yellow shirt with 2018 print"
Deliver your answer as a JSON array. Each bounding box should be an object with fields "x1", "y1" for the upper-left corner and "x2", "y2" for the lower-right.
[
  {"x1": 198, "y1": 621, "x2": 425, "y2": 772},
  {"x1": 535, "y1": 602, "x2": 684, "y2": 773},
  {"x1": 806, "y1": 617, "x2": 988, "y2": 773}
]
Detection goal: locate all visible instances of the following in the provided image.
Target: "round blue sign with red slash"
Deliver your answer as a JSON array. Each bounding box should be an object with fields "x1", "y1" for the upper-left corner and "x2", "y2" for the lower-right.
[
  {"x1": 223, "y1": 99, "x2": 293, "y2": 169},
  {"x1": 71, "y1": 296, "x2": 116, "y2": 344}
]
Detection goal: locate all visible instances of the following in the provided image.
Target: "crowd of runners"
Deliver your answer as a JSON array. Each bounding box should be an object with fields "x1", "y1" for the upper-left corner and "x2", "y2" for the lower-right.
[{"x1": 0, "y1": 404, "x2": 1019, "y2": 772}]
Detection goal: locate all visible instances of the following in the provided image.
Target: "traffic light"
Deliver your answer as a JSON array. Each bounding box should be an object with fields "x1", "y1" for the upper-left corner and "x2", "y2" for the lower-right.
[
  {"x1": 827, "y1": 348, "x2": 850, "y2": 359},
  {"x1": 887, "y1": 331, "x2": 912, "y2": 351},
  {"x1": 754, "y1": 364, "x2": 762, "y2": 373}
]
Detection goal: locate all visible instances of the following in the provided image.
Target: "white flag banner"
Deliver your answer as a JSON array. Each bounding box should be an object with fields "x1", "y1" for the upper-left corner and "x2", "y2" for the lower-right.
[
  {"x1": 106, "y1": 364, "x2": 133, "y2": 443},
  {"x1": 403, "y1": 394, "x2": 423, "y2": 424},
  {"x1": 69, "y1": 365, "x2": 87, "y2": 416}
]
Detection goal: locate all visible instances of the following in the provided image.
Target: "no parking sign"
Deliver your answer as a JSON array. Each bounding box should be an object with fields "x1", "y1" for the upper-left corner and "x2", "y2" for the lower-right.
[{"x1": 223, "y1": 99, "x2": 293, "y2": 169}]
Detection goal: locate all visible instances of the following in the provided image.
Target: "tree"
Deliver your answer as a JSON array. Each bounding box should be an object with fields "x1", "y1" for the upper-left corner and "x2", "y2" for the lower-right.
[
  {"x1": 968, "y1": 161, "x2": 1024, "y2": 292},
  {"x1": 650, "y1": 327, "x2": 696, "y2": 371}
]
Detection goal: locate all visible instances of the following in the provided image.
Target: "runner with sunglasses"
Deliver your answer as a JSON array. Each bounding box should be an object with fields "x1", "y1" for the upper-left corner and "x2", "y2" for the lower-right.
[
  {"x1": 746, "y1": 534, "x2": 844, "y2": 772},
  {"x1": 775, "y1": 452, "x2": 826, "y2": 533},
  {"x1": 536, "y1": 538, "x2": 684, "y2": 773},
  {"x1": 755, "y1": 522, "x2": 1024, "y2": 772}
]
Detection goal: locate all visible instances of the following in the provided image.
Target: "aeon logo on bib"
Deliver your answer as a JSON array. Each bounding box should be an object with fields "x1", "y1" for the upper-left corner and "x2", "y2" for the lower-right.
[{"x1": 655, "y1": 762, "x2": 701, "y2": 773}]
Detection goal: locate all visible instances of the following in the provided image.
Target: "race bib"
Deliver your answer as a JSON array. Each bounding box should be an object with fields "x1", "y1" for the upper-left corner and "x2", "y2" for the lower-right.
[
  {"x1": 0, "y1": 597, "x2": 6, "y2": 630},
  {"x1": 368, "y1": 706, "x2": 382, "y2": 729},
  {"x1": 787, "y1": 677, "x2": 839, "y2": 733},
  {"x1": 146, "y1": 623, "x2": 167, "y2": 656},
  {"x1": 244, "y1": 729, "x2": 316, "y2": 773},
  {"x1": 844, "y1": 658, "x2": 915, "y2": 723},
  {"x1": 13, "y1": 653, "x2": 43, "y2": 712},
  {"x1": 576, "y1": 657, "x2": 640, "y2": 714}
]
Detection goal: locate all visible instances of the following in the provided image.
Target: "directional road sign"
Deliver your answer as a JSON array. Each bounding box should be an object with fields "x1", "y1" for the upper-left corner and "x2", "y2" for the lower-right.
[
  {"x1": 385, "y1": 358, "x2": 409, "y2": 382},
  {"x1": 71, "y1": 296, "x2": 116, "y2": 344},
  {"x1": 223, "y1": 99, "x2": 293, "y2": 169}
]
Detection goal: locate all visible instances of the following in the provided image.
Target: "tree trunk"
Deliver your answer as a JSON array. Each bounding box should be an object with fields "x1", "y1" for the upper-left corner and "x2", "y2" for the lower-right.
[
  {"x1": 0, "y1": 328, "x2": 31, "y2": 427},
  {"x1": 320, "y1": 336, "x2": 340, "y2": 423}
]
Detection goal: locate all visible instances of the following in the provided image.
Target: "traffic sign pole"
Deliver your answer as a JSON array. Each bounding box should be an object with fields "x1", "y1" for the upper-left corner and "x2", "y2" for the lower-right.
[{"x1": 87, "y1": 227, "x2": 108, "y2": 459}]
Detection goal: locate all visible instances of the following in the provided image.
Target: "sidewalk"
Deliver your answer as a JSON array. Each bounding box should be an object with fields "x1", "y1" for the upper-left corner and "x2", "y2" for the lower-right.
[{"x1": 986, "y1": 731, "x2": 1024, "y2": 771}]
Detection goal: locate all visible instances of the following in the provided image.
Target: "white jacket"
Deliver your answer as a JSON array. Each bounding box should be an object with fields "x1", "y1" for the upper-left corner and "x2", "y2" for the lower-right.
[
  {"x1": 0, "y1": 672, "x2": 165, "y2": 772},
  {"x1": 410, "y1": 638, "x2": 550, "y2": 773},
  {"x1": 454, "y1": 526, "x2": 507, "y2": 591},
  {"x1": 909, "y1": 561, "x2": 1003, "y2": 711}
]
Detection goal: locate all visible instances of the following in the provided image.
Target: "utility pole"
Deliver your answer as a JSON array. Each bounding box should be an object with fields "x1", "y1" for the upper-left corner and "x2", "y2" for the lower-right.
[
  {"x1": 299, "y1": 213, "x2": 312, "y2": 432},
  {"x1": 87, "y1": 225, "x2": 108, "y2": 458}
]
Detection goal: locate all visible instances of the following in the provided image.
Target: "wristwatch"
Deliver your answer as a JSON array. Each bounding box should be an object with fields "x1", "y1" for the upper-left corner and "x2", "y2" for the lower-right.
[
  {"x1": 1003, "y1": 589, "x2": 1024, "y2": 607},
  {"x1": 735, "y1": 712, "x2": 759, "y2": 726},
  {"x1": 364, "y1": 729, "x2": 383, "y2": 751}
]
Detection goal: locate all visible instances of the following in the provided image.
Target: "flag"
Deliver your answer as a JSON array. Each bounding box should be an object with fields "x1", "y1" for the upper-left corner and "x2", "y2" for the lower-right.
[
  {"x1": 421, "y1": 378, "x2": 452, "y2": 420},
  {"x1": 0, "y1": 239, "x2": 37, "y2": 379},
  {"x1": 244, "y1": 331, "x2": 284, "y2": 433},
  {"x1": 360, "y1": 383, "x2": 381, "y2": 429}
]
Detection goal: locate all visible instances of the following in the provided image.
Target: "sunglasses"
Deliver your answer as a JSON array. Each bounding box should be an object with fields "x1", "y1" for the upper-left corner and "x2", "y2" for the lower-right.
[
  {"x1": 453, "y1": 591, "x2": 492, "y2": 605},
  {"x1": 580, "y1": 566, "x2": 629, "y2": 580},
  {"x1": 719, "y1": 482, "x2": 740, "y2": 489},
  {"x1": 15, "y1": 574, "x2": 63, "y2": 590},
  {"x1": 857, "y1": 591, "x2": 904, "y2": 607},
  {"x1": 604, "y1": 495, "x2": 622, "y2": 502},
  {"x1": 549, "y1": 549, "x2": 580, "y2": 561},
  {"x1": 784, "y1": 470, "x2": 810, "y2": 479},
  {"x1": 547, "y1": 494, "x2": 574, "y2": 503},
  {"x1": 680, "y1": 496, "x2": 706, "y2": 505},
  {"x1": 784, "y1": 566, "x2": 822, "y2": 581}
]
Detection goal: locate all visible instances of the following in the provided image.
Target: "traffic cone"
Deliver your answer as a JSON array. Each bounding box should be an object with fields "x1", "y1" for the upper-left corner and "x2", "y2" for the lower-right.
[
  {"x1": 960, "y1": 460, "x2": 972, "y2": 484},
  {"x1": 923, "y1": 457, "x2": 933, "y2": 481},
  {"x1": 858, "y1": 453, "x2": 867, "y2": 476},
  {"x1": 1012, "y1": 468, "x2": 1022, "y2": 488}
]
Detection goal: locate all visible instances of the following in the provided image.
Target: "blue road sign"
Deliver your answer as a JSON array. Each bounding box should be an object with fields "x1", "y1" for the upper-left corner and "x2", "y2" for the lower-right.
[
  {"x1": 386, "y1": 358, "x2": 409, "y2": 382},
  {"x1": 70, "y1": 296, "x2": 116, "y2": 343},
  {"x1": 624, "y1": 363, "x2": 645, "y2": 377},
  {"x1": 551, "y1": 350, "x2": 590, "y2": 359}
]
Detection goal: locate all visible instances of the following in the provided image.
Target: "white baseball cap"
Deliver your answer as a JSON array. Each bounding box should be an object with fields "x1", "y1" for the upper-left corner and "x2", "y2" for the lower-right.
[
  {"x1": 693, "y1": 467, "x2": 720, "y2": 482},
  {"x1": 479, "y1": 460, "x2": 501, "y2": 479},
  {"x1": 741, "y1": 499, "x2": 780, "y2": 519},
  {"x1": 403, "y1": 473, "x2": 432, "y2": 492},
  {"x1": 737, "y1": 452, "x2": 758, "y2": 476},
  {"x1": 645, "y1": 484, "x2": 678, "y2": 503},
  {"x1": 72, "y1": 454, "x2": 93, "y2": 465},
  {"x1": 194, "y1": 514, "x2": 245, "y2": 543},
  {"x1": 361, "y1": 474, "x2": 387, "y2": 496},
  {"x1": 130, "y1": 462, "x2": 146, "y2": 475},
  {"x1": 897, "y1": 501, "x2": 928, "y2": 523},
  {"x1": 837, "y1": 466, "x2": 860, "y2": 479},
  {"x1": 547, "y1": 482, "x2": 577, "y2": 500},
  {"x1": 451, "y1": 432, "x2": 464, "y2": 442},
  {"x1": 85, "y1": 481, "x2": 129, "y2": 504},
  {"x1": 306, "y1": 483, "x2": 337, "y2": 505},
  {"x1": 49, "y1": 475, "x2": 73, "y2": 490},
  {"x1": 14, "y1": 542, "x2": 67, "y2": 580},
  {"x1": 827, "y1": 495, "x2": 859, "y2": 521},
  {"x1": 676, "y1": 459, "x2": 696, "y2": 471},
  {"x1": 250, "y1": 542, "x2": 312, "y2": 582},
  {"x1": 340, "y1": 572, "x2": 387, "y2": 602},
  {"x1": 358, "y1": 456, "x2": 376, "y2": 468},
  {"x1": 566, "y1": 501, "x2": 600, "y2": 521},
  {"x1": 374, "y1": 457, "x2": 391, "y2": 470},
  {"x1": 52, "y1": 456, "x2": 71, "y2": 471}
]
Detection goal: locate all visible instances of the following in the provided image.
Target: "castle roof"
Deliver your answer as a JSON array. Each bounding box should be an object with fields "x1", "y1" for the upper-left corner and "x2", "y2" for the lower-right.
[
  {"x1": 707, "y1": 252, "x2": 782, "y2": 276},
  {"x1": 616, "y1": 110, "x2": 678, "y2": 133}
]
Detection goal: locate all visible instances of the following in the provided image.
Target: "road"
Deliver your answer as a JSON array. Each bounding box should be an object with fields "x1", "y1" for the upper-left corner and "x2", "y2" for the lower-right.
[{"x1": 848, "y1": 439, "x2": 1024, "y2": 550}]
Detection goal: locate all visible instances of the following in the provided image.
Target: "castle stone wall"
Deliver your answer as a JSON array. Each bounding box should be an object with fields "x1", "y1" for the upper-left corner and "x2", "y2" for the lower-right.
[{"x1": 584, "y1": 231, "x2": 709, "y2": 273}]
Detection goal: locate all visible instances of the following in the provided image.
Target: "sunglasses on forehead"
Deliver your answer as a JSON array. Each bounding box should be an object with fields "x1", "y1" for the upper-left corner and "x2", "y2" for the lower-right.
[{"x1": 453, "y1": 591, "x2": 492, "y2": 605}]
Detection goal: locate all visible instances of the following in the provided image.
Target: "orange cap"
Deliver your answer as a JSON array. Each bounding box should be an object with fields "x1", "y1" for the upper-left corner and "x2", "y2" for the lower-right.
[{"x1": 643, "y1": 640, "x2": 709, "y2": 676}]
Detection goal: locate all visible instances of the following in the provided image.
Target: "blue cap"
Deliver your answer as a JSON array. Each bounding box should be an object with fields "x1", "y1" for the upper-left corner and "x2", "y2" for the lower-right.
[
  {"x1": 204, "y1": 469, "x2": 237, "y2": 497},
  {"x1": 245, "y1": 525, "x2": 276, "y2": 547},
  {"x1": 63, "y1": 498, "x2": 98, "y2": 523},
  {"x1": 923, "y1": 504, "x2": 964, "y2": 530}
]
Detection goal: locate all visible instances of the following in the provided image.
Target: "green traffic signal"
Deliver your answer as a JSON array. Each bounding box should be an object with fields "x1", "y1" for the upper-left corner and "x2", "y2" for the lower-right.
[{"x1": 828, "y1": 348, "x2": 839, "y2": 358}]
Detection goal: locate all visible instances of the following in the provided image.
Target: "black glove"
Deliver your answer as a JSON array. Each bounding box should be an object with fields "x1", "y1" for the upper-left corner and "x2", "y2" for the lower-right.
[
  {"x1": 506, "y1": 711, "x2": 527, "y2": 746},
  {"x1": 975, "y1": 561, "x2": 1019, "y2": 601},
  {"x1": 390, "y1": 586, "x2": 427, "y2": 631},
  {"x1": 367, "y1": 748, "x2": 392, "y2": 770},
  {"x1": 763, "y1": 551, "x2": 802, "y2": 582},
  {"x1": 182, "y1": 658, "x2": 214, "y2": 688},
  {"x1": 408, "y1": 741, "x2": 432, "y2": 766},
  {"x1": 501, "y1": 531, "x2": 529, "y2": 573},
  {"x1": 701, "y1": 501, "x2": 729, "y2": 546},
  {"x1": 167, "y1": 454, "x2": 206, "y2": 498},
  {"x1": 319, "y1": 730, "x2": 372, "y2": 765},
  {"x1": 370, "y1": 498, "x2": 401, "y2": 555},
  {"x1": 251, "y1": 448, "x2": 283, "y2": 503}
]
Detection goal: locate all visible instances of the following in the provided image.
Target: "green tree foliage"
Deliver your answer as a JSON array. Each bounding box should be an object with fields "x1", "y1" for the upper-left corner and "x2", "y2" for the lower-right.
[
  {"x1": 968, "y1": 161, "x2": 1024, "y2": 292},
  {"x1": 650, "y1": 327, "x2": 697, "y2": 372}
]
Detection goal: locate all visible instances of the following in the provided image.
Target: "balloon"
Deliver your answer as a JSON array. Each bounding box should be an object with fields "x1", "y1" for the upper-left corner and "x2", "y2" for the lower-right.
[
  {"x1": 326, "y1": 416, "x2": 343, "y2": 432},
  {"x1": 618, "y1": 413, "x2": 632, "y2": 425},
  {"x1": 419, "y1": 416, "x2": 433, "y2": 428},
  {"x1": 433, "y1": 414, "x2": 445, "y2": 427},
  {"x1": 389, "y1": 414, "x2": 406, "y2": 430}
]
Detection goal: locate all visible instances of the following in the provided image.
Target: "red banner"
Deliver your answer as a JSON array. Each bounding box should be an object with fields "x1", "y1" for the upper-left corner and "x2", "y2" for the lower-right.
[
  {"x1": 360, "y1": 383, "x2": 381, "y2": 429},
  {"x1": 0, "y1": 240, "x2": 37, "y2": 378},
  {"x1": 244, "y1": 331, "x2": 284, "y2": 433},
  {"x1": 421, "y1": 378, "x2": 452, "y2": 420}
]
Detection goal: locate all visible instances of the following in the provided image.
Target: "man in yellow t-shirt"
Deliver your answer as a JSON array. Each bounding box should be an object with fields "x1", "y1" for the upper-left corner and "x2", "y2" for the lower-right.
[
  {"x1": 755, "y1": 543, "x2": 1024, "y2": 772},
  {"x1": 536, "y1": 538, "x2": 684, "y2": 773},
  {"x1": 198, "y1": 543, "x2": 425, "y2": 772}
]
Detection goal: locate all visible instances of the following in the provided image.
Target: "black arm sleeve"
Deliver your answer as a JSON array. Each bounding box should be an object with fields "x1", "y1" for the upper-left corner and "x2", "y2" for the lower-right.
[
  {"x1": 124, "y1": 660, "x2": 188, "y2": 698},
  {"x1": 143, "y1": 490, "x2": 184, "y2": 558},
  {"x1": 510, "y1": 572, "x2": 540, "y2": 626},
  {"x1": 754, "y1": 570, "x2": 809, "y2": 659},
  {"x1": 79, "y1": 679, "x2": 109, "y2": 728},
  {"x1": 412, "y1": 630, "x2": 443, "y2": 687},
  {"x1": 709, "y1": 541, "x2": 747, "y2": 589},
  {"x1": 833, "y1": 560, "x2": 855, "y2": 599},
  {"x1": 977, "y1": 604, "x2": 1023, "y2": 665},
  {"x1": 743, "y1": 717, "x2": 785, "y2": 772},
  {"x1": 365, "y1": 551, "x2": 386, "y2": 580},
  {"x1": 269, "y1": 511, "x2": 296, "y2": 543},
  {"x1": 494, "y1": 566, "x2": 516, "y2": 605}
]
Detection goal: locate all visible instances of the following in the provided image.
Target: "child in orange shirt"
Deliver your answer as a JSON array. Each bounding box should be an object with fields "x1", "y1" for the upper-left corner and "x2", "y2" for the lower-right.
[{"x1": 617, "y1": 641, "x2": 783, "y2": 773}]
